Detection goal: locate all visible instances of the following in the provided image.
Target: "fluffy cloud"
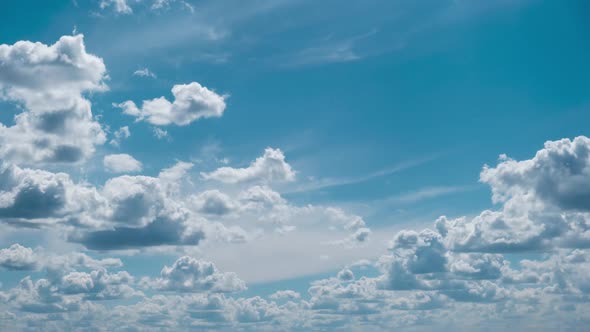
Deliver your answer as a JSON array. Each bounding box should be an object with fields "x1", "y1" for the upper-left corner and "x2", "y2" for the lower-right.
[
  {"x1": 0, "y1": 160, "x2": 206, "y2": 249},
  {"x1": 0, "y1": 162, "x2": 101, "y2": 226},
  {"x1": 103, "y1": 154, "x2": 143, "y2": 173},
  {"x1": 0, "y1": 244, "x2": 135, "y2": 317},
  {"x1": 0, "y1": 35, "x2": 107, "y2": 164},
  {"x1": 72, "y1": 164, "x2": 207, "y2": 250},
  {"x1": 115, "y1": 82, "x2": 226, "y2": 126},
  {"x1": 191, "y1": 190, "x2": 235, "y2": 215},
  {"x1": 201, "y1": 148, "x2": 295, "y2": 184},
  {"x1": 481, "y1": 136, "x2": 590, "y2": 212},
  {"x1": 153, "y1": 256, "x2": 246, "y2": 293},
  {"x1": 435, "y1": 136, "x2": 590, "y2": 254},
  {"x1": 0, "y1": 244, "x2": 37, "y2": 270}
]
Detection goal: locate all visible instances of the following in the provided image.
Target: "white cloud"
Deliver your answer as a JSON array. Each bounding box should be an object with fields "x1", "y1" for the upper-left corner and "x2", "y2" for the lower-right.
[
  {"x1": 133, "y1": 67, "x2": 156, "y2": 78},
  {"x1": 152, "y1": 127, "x2": 169, "y2": 139},
  {"x1": 0, "y1": 244, "x2": 37, "y2": 270},
  {"x1": 201, "y1": 147, "x2": 295, "y2": 184},
  {"x1": 269, "y1": 290, "x2": 300, "y2": 301},
  {"x1": 109, "y1": 126, "x2": 131, "y2": 147},
  {"x1": 100, "y1": 0, "x2": 133, "y2": 14},
  {"x1": 0, "y1": 34, "x2": 107, "y2": 164},
  {"x1": 103, "y1": 154, "x2": 142, "y2": 173},
  {"x1": 481, "y1": 136, "x2": 590, "y2": 212},
  {"x1": 0, "y1": 162, "x2": 100, "y2": 226},
  {"x1": 153, "y1": 256, "x2": 246, "y2": 293},
  {"x1": 115, "y1": 82, "x2": 227, "y2": 126},
  {"x1": 191, "y1": 190, "x2": 235, "y2": 215}
]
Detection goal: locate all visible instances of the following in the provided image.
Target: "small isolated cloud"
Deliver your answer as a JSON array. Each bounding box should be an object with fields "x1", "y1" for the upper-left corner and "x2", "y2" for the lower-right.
[
  {"x1": 103, "y1": 154, "x2": 142, "y2": 173},
  {"x1": 109, "y1": 126, "x2": 131, "y2": 147},
  {"x1": 133, "y1": 68, "x2": 156, "y2": 78},
  {"x1": 115, "y1": 82, "x2": 227, "y2": 126},
  {"x1": 99, "y1": 0, "x2": 133, "y2": 14},
  {"x1": 152, "y1": 127, "x2": 169, "y2": 139},
  {"x1": 201, "y1": 148, "x2": 295, "y2": 184}
]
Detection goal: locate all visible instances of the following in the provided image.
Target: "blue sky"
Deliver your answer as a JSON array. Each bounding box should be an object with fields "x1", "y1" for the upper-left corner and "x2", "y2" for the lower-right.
[{"x1": 0, "y1": 0, "x2": 589, "y2": 330}]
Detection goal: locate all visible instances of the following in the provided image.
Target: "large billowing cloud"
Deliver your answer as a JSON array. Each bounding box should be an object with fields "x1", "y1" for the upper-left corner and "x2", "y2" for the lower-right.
[
  {"x1": 115, "y1": 82, "x2": 226, "y2": 126},
  {"x1": 0, "y1": 35, "x2": 107, "y2": 164}
]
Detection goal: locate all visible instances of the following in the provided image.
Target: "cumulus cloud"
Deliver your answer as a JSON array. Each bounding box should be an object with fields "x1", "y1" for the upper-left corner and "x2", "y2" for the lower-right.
[
  {"x1": 103, "y1": 154, "x2": 142, "y2": 173},
  {"x1": 191, "y1": 190, "x2": 235, "y2": 215},
  {"x1": 154, "y1": 256, "x2": 246, "y2": 293},
  {"x1": 0, "y1": 159, "x2": 207, "y2": 249},
  {"x1": 201, "y1": 148, "x2": 296, "y2": 184},
  {"x1": 0, "y1": 244, "x2": 37, "y2": 270},
  {"x1": 115, "y1": 82, "x2": 226, "y2": 126},
  {"x1": 0, "y1": 162, "x2": 100, "y2": 226},
  {"x1": 481, "y1": 136, "x2": 590, "y2": 212},
  {"x1": 0, "y1": 34, "x2": 107, "y2": 164},
  {"x1": 0, "y1": 244, "x2": 135, "y2": 317},
  {"x1": 72, "y1": 165, "x2": 206, "y2": 250}
]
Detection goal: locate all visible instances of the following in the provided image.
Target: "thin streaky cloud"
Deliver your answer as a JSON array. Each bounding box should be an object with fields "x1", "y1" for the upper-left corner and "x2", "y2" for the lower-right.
[
  {"x1": 385, "y1": 185, "x2": 477, "y2": 204},
  {"x1": 283, "y1": 153, "x2": 442, "y2": 194}
]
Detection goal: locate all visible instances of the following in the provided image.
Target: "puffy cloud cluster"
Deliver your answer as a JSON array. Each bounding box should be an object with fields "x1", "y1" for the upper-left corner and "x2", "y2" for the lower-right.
[
  {"x1": 0, "y1": 35, "x2": 107, "y2": 164},
  {"x1": 0, "y1": 244, "x2": 135, "y2": 316},
  {"x1": 0, "y1": 142, "x2": 370, "y2": 252},
  {"x1": 187, "y1": 183, "x2": 370, "y2": 246},
  {"x1": 0, "y1": 159, "x2": 207, "y2": 248},
  {"x1": 291, "y1": 136, "x2": 590, "y2": 329},
  {"x1": 115, "y1": 82, "x2": 226, "y2": 126}
]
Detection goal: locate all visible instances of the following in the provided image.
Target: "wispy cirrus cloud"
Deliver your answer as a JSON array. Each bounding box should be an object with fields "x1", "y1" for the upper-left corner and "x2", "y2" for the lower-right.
[{"x1": 284, "y1": 153, "x2": 442, "y2": 194}]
